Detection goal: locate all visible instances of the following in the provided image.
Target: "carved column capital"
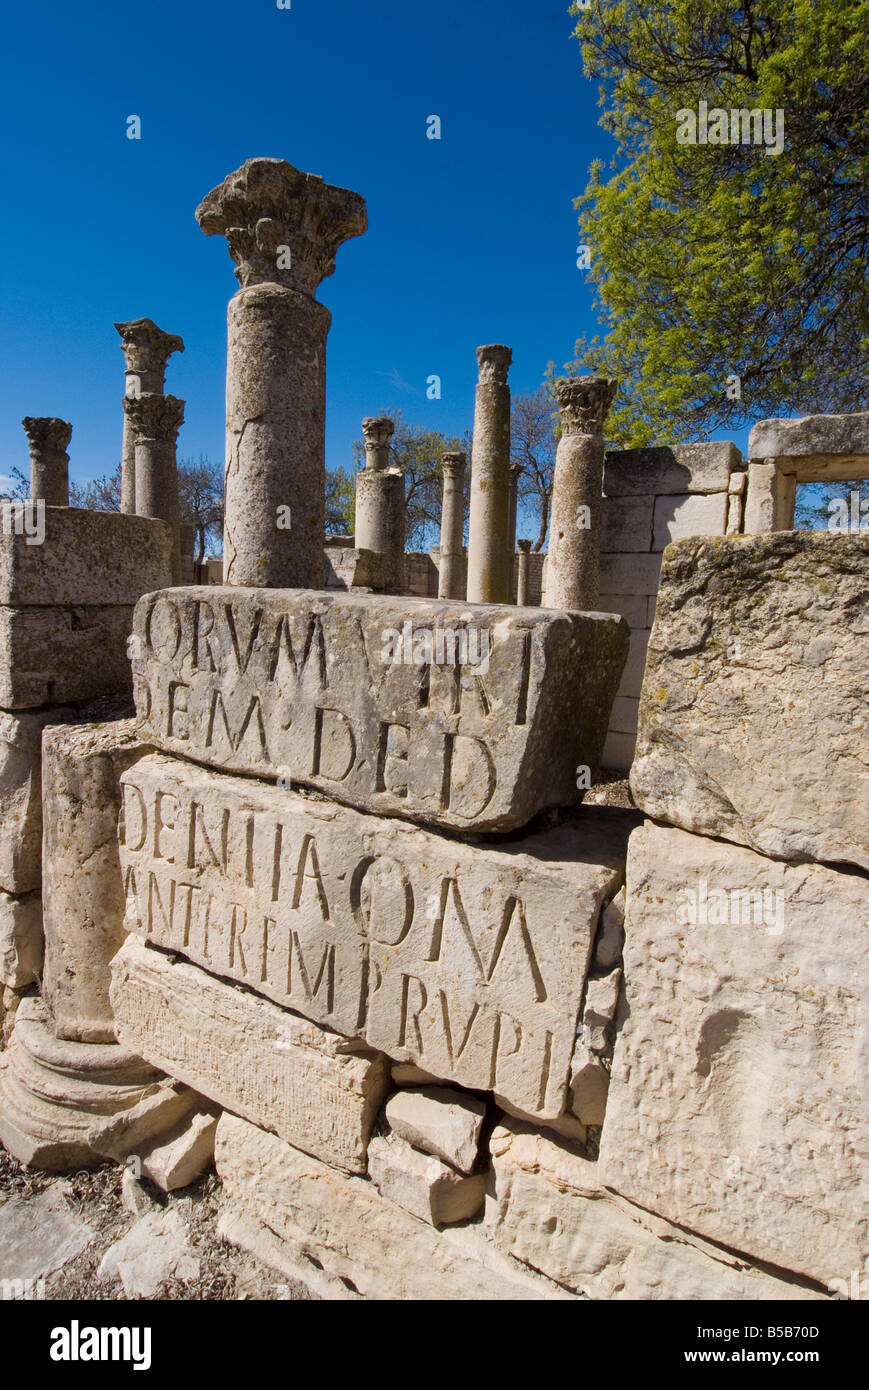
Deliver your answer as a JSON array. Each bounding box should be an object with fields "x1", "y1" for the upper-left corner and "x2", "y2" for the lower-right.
[
  {"x1": 122, "y1": 393, "x2": 184, "y2": 444},
  {"x1": 114, "y1": 319, "x2": 184, "y2": 378},
  {"x1": 196, "y1": 157, "x2": 368, "y2": 297},
  {"x1": 362, "y1": 416, "x2": 395, "y2": 469},
  {"x1": 441, "y1": 451, "x2": 467, "y2": 479},
  {"x1": 555, "y1": 376, "x2": 618, "y2": 436},
  {"x1": 476, "y1": 344, "x2": 513, "y2": 384},
  {"x1": 21, "y1": 417, "x2": 71, "y2": 457},
  {"x1": 517, "y1": 538, "x2": 532, "y2": 554}
]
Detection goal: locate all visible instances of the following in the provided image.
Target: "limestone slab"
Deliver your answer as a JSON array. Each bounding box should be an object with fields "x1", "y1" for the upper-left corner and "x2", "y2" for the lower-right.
[
  {"x1": 119, "y1": 757, "x2": 628, "y2": 1119},
  {"x1": 748, "y1": 411, "x2": 869, "y2": 465},
  {"x1": 631, "y1": 533, "x2": 869, "y2": 870},
  {"x1": 601, "y1": 495, "x2": 654, "y2": 553},
  {"x1": 41, "y1": 720, "x2": 152, "y2": 1043},
  {"x1": 652, "y1": 491, "x2": 728, "y2": 549},
  {"x1": 0, "y1": 1186, "x2": 94, "y2": 1283},
  {"x1": 487, "y1": 1120, "x2": 824, "y2": 1300},
  {"x1": 0, "y1": 605, "x2": 135, "y2": 709},
  {"x1": 604, "y1": 442, "x2": 738, "y2": 496},
  {"x1": 599, "y1": 553, "x2": 662, "y2": 597},
  {"x1": 368, "y1": 1133, "x2": 487, "y2": 1225},
  {"x1": 98, "y1": 1209, "x2": 198, "y2": 1297},
  {"x1": 0, "y1": 891, "x2": 42, "y2": 988},
  {"x1": 215, "y1": 1111, "x2": 571, "y2": 1300},
  {"x1": 110, "y1": 937, "x2": 389, "y2": 1173},
  {"x1": 599, "y1": 821, "x2": 869, "y2": 1286},
  {"x1": 0, "y1": 509, "x2": 172, "y2": 607},
  {"x1": 384, "y1": 1086, "x2": 485, "y2": 1173},
  {"x1": 0, "y1": 707, "x2": 74, "y2": 894},
  {"x1": 130, "y1": 587, "x2": 628, "y2": 832}
]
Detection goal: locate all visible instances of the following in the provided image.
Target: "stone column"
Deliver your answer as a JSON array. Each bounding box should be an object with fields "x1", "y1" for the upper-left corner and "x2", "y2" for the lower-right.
[
  {"x1": 21, "y1": 418, "x2": 71, "y2": 506},
  {"x1": 507, "y1": 461, "x2": 521, "y2": 597},
  {"x1": 123, "y1": 393, "x2": 184, "y2": 584},
  {"x1": 437, "y1": 451, "x2": 467, "y2": 599},
  {"x1": 543, "y1": 377, "x2": 617, "y2": 611},
  {"x1": 355, "y1": 417, "x2": 406, "y2": 592},
  {"x1": 516, "y1": 538, "x2": 532, "y2": 606},
  {"x1": 196, "y1": 157, "x2": 367, "y2": 589},
  {"x1": 115, "y1": 320, "x2": 184, "y2": 515},
  {"x1": 466, "y1": 345, "x2": 513, "y2": 603}
]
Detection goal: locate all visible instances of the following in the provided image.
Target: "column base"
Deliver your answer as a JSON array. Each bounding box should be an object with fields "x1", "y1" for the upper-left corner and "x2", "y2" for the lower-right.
[{"x1": 0, "y1": 997, "x2": 162, "y2": 1170}]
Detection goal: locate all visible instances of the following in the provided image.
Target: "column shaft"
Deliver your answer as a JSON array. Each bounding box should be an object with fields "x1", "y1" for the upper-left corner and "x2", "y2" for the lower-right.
[{"x1": 467, "y1": 345, "x2": 512, "y2": 603}]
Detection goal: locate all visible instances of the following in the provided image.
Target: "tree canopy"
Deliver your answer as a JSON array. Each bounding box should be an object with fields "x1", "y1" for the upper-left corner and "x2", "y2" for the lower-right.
[{"x1": 568, "y1": 0, "x2": 869, "y2": 446}]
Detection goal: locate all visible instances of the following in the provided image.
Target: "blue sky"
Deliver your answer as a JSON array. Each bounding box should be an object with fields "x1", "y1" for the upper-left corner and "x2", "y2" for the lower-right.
[{"x1": 0, "y1": 0, "x2": 750, "y2": 526}]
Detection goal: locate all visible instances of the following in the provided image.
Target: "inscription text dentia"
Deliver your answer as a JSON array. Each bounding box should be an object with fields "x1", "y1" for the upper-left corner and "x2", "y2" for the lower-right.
[{"x1": 119, "y1": 758, "x2": 615, "y2": 1118}]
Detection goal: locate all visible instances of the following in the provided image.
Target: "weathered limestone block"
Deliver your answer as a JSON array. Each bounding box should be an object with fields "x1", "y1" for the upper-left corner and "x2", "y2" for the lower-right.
[
  {"x1": 0, "y1": 605, "x2": 135, "y2": 709},
  {"x1": 631, "y1": 533, "x2": 869, "y2": 870},
  {"x1": 593, "y1": 888, "x2": 625, "y2": 971},
  {"x1": 110, "y1": 938, "x2": 390, "y2": 1173},
  {"x1": 615, "y1": 628, "x2": 650, "y2": 699},
  {"x1": 41, "y1": 721, "x2": 151, "y2": 1043},
  {"x1": 652, "y1": 491, "x2": 728, "y2": 549},
  {"x1": 368, "y1": 1133, "x2": 487, "y2": 1225},
  {"x1": 599, "y1": 821, "x2": 869, "y2": 1286},
  {"x1": 581, "y1": 969, "x2": 621, "y2": 1053},
  {"x1": 604, "y1": 442, "x2": 738, "y2": 496},
  {"x1": 568, "y1": 1047, "x2": 609, "y2": 1126},
  {"x1": 748, "y1": 411, "x2": 869, "y2": 470},
  {"x1": 0, "y1": 707, "x2": 74, "y2": 894},
  {"x1": 487, "y1": 1121, "x2": 824, "y2": 1300},
  {"x1": 87, "y1": 1076, "x2": 218, "y2": 1190},
  {"x1": 0, "y1": 510, "x2": 172, "y2": 607},
  {"x1": 137, "y1": 1109, "x2": 218, "y2": 1191},
  {"x1": 215, "y1": 1112, "x2": 571, "y2": 1300},
  {"x1": 131, "y1": 587, "x2": 628, "y2": 832},
  {"x1": 384, "y1": 1086, "x2": 485, "y2": 1173},
  {"x1": 599, "y1": 552, "x2": 662, "y2": 596},
  {"x1": 0, "y1": 891, "x2": 42, "y2": 988},
  {"x1": 601, "y1": 495, "x2": 654, "y2": 553},
  {"x1": 119, "y1": 757, "x2": 628, "y2": 1119}
]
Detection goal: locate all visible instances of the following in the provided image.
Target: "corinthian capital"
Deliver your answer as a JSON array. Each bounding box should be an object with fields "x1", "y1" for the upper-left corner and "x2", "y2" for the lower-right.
[
  {"x1": 22, "y1": 417, "x2": 72, "y2": 458},
  {"x1": 476, "y1": 344, "x2": 513, "y2": 385},
  {"x1": 441, "y1": 451, "x2": 467, "y2": 478},
  {"x1": 196, "y1": 157, "x2": 368, "y2": 297},
  {"x1": 555, "y1": 376, "x2": 618, "y2": 436},
  {"x1": 114, "y1": 319, "x2": 185, "y2": 377},
  {"x1": 362, "y1": 416, "x2": 395, "y2": 468},
  {"x1": 122, "y1": 393, "x2": 185, "y2": 444}
]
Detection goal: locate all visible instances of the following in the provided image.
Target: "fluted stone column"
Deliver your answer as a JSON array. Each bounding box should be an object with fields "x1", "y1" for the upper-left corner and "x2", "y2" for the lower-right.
[
  {"x1": 437, "y1": 451, "x2": 466, "y2": 599},
  {"x1": 355, "y1": 417, "x2": 406, "y2": 592},
  {"x1": 543, "y1": 376, "x2": 618, "y2": 611},
  {"x1": 22, "y1": 418, "x2": 70, "y2": 506},
  {"x1": 196, "y1": 157, "x2": 367, "y2": 588},
  {"x1": 115, "y1": 320, "x2": 184, "y2": 515},
  {"x1": 123, "y1": 393, "x2": 184, "y2": 584},
  {"x1": 516, "y1": 537, "x2": 532, "y2": 606},
  {"x1": 467, "y1": 345, "x2": 512, "y2": 603}
]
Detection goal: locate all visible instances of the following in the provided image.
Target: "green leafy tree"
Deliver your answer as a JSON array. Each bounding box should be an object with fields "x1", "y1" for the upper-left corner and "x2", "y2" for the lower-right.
[
  {"x1": 325, "y1": 466, "x2": 356, "y2": 535},
  {"x1": 568, "y1": 0, "x2": 869, "y2": 446},
  {"x1": 511, "y1": 384, "x2": 558, "y2": 551}
]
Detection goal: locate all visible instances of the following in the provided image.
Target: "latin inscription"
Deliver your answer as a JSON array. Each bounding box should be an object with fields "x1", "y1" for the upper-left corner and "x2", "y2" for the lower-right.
[{"x1": 119, "y1": 757, "x2": 621, "y2": 1118}]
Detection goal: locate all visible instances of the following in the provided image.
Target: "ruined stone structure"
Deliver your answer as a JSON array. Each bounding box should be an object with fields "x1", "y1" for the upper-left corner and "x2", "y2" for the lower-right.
[
  {"x1": 115, "y1": 319, "x2": 184, "y2": 516},
  {"x1": 122, "y1": 393, "x2": 185, "y2": 585},
  {"x1": 0, "y1": 156, "x2": 865, "y2": 1305},
  {"x1": 197, "y1": 158, "x2": 367, "y2": 589},
  {"x1": 21, "y1": 418, "x2": 71, "y2": 508},
  {"x1": 354, "y1": 417, "x2": 405, "y2": 593},
  {"x1": 543, "y1": 376, "x2": 617, "y2": 611},
  {"x1": 437, "y1": 452, "x2": 466, "y2": 600}
]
